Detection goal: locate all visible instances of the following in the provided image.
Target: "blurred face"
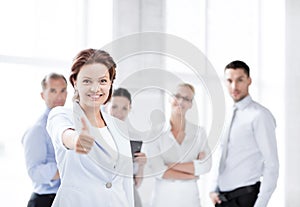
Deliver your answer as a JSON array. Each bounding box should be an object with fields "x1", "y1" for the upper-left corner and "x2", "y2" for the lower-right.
[
  {"x1": 75, "y1": 63, "x2": 111, "y2": 109},
  {"x1": 225, "y1": 68, "x2": 251, "y2": 102},
  {"x1": 41, "y1": 78, "x2": 67, "y2": 109},
  {"x1": 171, "y1": 85, "x2": 194, "y2": 116},
  {"x1": 110, "y1": 96, "x2": 131, "y2": 121}
]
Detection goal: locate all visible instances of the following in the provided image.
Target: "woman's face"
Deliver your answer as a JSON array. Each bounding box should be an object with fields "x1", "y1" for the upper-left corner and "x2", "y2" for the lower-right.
[
  {"x1": 110, "y1": 96, "x2": 131, "y2": 121},
  {"x1": 171, "y1": 85, "x2": 194, "y2": 116},
  {"x1": 75, "y1": 63, "x2": 111, "y2": 109}
]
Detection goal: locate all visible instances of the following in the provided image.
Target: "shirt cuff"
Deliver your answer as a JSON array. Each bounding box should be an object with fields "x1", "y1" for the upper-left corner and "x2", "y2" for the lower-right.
[{"x1": 193, "y1": 160, "x2": 201, "y2": 176}]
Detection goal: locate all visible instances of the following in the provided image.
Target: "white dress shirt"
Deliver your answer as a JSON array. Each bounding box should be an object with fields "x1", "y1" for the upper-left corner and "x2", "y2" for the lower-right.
[
  {"x1": 46, "y1": 102, "x2": 134, "y2": 207},
  {"x1": 214, "y1": 95, "x2": 279, "y2": 207}
]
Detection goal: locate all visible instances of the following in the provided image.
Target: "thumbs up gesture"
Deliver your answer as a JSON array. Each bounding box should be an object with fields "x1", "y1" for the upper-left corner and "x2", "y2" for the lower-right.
[{"x1": 74, "y1": 117, "x2": 95, "y2": 154}]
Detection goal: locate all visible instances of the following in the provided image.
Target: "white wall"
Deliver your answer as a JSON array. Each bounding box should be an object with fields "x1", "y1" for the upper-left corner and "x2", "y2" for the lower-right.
[{"x1": 285, "y1": 0, "x2": 300, "y2": 206}]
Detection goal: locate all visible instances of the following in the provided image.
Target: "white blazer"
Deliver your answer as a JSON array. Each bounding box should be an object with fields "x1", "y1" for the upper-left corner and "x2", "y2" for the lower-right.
[{"x1": 47, "y1": 102, "x2": 134, "y2": 207}]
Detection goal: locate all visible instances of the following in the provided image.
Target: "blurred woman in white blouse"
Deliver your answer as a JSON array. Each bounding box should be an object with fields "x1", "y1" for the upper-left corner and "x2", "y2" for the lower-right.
[
  {"x1": 109, "y1": 87, "x2": 147, "y2": 207},
  {"x1": 147, "y1": 83, "x2": 212, "y2": 207}
]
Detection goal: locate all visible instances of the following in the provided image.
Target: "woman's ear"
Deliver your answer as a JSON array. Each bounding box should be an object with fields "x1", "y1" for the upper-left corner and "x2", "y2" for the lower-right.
[
  {"x1": 71, "y1": 77, "x2": 77, "y2": 89},
  {"x1": 74, "y1": 81, "x2": 77, "y2": 90}
]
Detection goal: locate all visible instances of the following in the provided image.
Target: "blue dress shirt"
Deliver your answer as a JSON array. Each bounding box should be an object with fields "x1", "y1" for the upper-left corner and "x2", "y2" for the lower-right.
[{"x1": 22, "y1": 108, "x2": 60, "y2": 194}]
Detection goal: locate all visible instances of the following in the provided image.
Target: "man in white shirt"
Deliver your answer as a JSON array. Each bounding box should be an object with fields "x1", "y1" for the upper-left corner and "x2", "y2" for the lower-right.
[{"x1": 209, "y1": 60, "x2": 279, "y2": 207}]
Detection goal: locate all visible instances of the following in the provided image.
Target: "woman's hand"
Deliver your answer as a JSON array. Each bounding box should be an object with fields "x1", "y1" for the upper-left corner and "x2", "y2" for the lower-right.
[
  {"x1": 74, "y1": 118, "x2": 95, "y2": 154},
  {"x1": 133, "y1": 152, "x2": 147, "y2": 187},
  {"x1": 134, "y1": 152, "x2": 147, "y2": 166},
  {"x1": 197, "y1": 151, "x2": 206, "y2": 160}
]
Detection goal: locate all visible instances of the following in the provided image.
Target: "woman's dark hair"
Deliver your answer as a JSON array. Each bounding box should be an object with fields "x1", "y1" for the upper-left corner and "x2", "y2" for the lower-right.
[
  {"x1": 225, "y1": 60, "x2": 250, "y2": 77},
  {"x1": 112, "y1": 88, "x2": 132, "y2": 104},
  {"x1": 69, "y1": 49, "x2": 116, "y2": 103}
]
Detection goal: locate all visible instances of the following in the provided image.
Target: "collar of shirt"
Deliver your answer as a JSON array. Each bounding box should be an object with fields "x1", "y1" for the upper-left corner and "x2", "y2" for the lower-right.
[
  {"x1": 234, "y1": 95, "x2": 252, "y2": 111},
  {"x1": 44, "y1": 107, "x2": 51, "y2": 116}
]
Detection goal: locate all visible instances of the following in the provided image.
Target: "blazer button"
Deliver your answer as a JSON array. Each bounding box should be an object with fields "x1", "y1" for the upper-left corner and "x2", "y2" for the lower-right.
[{"x1": 106, "y1": 182, "x2": 112, "y2": 188}]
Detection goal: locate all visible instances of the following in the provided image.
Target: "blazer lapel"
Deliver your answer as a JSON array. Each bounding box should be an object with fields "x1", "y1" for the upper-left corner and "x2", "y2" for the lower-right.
[{"x1": 72, "y1": 102, "x2": 117, "y2": 170}]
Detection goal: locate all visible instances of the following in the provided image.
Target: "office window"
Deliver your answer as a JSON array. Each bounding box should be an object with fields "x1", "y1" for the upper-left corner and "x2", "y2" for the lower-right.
[{"x1": 0, "y1": 1, "x2": 113, "y2": 206}]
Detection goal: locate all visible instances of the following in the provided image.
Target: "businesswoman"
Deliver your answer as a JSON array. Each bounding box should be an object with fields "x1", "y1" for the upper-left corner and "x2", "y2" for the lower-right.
[{"x1": 47, "y1": 49, "x2": 134, "y2": 207}]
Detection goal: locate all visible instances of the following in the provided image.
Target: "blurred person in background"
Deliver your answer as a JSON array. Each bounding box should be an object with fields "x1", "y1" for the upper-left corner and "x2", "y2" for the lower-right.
[
  {"x1": 209, "y1": 60, "x2": 279, "y2": 207},
  {"x1": 147, "y1": 83, "x2": 211, "y2": 207},
  {"x1": 22, "y1": 73, "x2": 67, "y2": 207},
  {"x1": 109, "y1": 87, "x2": 147, "y2": 207}
]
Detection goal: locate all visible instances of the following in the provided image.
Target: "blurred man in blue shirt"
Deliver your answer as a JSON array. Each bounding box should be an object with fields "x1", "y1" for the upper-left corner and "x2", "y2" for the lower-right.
[{"x1": 22, "y1": 73, "x2": 67, "y2": 207}]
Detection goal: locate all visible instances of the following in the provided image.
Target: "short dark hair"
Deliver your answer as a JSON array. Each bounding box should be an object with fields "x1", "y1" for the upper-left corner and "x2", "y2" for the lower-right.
[
  {"x1": 224, "y1": 60, "x2": 250, "y2": 77},
  {"x1": 112, "y1": 88, "x2": 132, "y2": 104},
  {"x1": 41, "y1": 73, "x2": 67, "y2": 90}
]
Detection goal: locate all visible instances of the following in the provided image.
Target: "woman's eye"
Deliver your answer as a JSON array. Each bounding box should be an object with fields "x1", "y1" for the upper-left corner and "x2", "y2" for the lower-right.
[
  {"x1": 100, "y1": 79, "x2": 108, "y2": 85},
  {"x1": 83, "y1": 79, "x2": 91, "y2": 84}
]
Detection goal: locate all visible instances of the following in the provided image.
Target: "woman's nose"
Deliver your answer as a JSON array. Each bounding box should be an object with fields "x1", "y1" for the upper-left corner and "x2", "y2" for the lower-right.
[
  {"x1": 176, "y1": 97, "x2": 184, "y2": 104},
  {"x1": 90, "y1": 83, "x2": 100, "y2": 92}
]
